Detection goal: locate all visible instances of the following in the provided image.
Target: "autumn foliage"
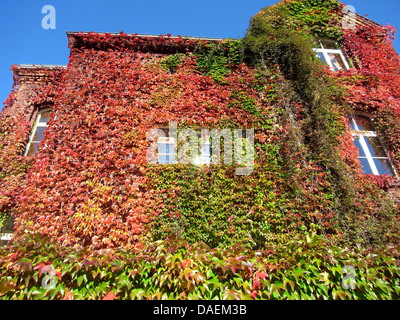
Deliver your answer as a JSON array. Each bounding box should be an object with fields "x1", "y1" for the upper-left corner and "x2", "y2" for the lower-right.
[
  {"x1": 340, "y1": 23, "x2": 400, "y2": 170},
  {"x1": 7, "y1": 33, "x2": 271, "y2": 249},
  {"x1": 1, "y1": 235, "x2": 400, "y2": 300},
  {"x1": 0, "y1": 0, "x2": 400, "y2": 251}
]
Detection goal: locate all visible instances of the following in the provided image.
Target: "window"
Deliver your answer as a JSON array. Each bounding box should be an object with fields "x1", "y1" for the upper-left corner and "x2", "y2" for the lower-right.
[
  {"x1": 158, "y1": 136, "x2": 177, "y2": 164},
  {"x1": 348, "y1": 115, "x2": 396, "y2": 176},
  {"x1": 24, "y1": 108, "x2": 52, "y2": 156},
  {"x1": 194, "y1": 131, "x2": 211, "y2": 165},
  {"x1": 314, "y1": 39, "x2": 350, "y2": 71},
  {"x1": 157, "y1": 128, "x2": 211, "y2": 165}
]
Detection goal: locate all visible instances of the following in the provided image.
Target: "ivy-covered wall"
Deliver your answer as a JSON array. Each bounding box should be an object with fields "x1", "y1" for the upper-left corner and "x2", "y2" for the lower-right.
[
  {"x1": 1, "y1": 0, "x2": 400, "y2": 251},
  {"x1": 0, "y1": 66, "x2": 63, "y2": 235},
  {"x1": 242, "y1": 0, "x2": 400, "y2": 247}
]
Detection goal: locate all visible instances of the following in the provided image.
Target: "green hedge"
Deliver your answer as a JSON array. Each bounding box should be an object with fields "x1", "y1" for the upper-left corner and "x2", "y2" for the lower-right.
[{"x1": 1, "y1": 235, "x2": 400, "y2": 300}]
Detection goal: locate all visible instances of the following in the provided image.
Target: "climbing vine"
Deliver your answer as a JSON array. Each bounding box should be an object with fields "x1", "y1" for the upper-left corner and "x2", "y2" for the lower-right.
[
  {"x1": 0, "y1": 0, "x2": 399, "y2": 251},
  {"x1": 243, "y1": 0, "x2": 400, "y2": 246}
]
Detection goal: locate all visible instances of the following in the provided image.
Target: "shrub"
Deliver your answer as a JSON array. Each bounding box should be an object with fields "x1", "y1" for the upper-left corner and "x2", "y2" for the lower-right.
[{"x1": 1, "y1": 235, "x2": 399, "y2": 300}]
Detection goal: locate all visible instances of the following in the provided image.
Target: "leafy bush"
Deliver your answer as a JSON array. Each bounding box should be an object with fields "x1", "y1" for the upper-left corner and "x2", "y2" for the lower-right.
[
  {"x1": 1, "y1": 235, "x2": 400, "y2": 300},
  {"x1": 1, "y1": 0, "x2": 399, "y2": 253}
]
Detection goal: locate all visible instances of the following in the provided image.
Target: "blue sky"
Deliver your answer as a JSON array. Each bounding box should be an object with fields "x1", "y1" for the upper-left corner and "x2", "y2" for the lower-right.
[{"x1": 1, "y1": 0, "x2": 400, "y2": 112}]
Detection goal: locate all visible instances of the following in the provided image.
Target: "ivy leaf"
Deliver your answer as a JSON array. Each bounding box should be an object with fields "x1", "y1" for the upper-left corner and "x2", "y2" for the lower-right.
[{"x1": 103, "y1": 291, "x2": 117, "y2": 300}]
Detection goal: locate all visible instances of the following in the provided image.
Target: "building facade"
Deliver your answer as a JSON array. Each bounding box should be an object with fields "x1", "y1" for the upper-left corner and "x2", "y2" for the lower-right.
[{"x1": 1, "y1": 0, "x2": 400, "y2": 248}]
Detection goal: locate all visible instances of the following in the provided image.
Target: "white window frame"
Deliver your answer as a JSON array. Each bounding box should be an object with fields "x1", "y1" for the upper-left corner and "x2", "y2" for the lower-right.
[
  {"x1": 24, "y1": 108, "x2": 51, "y2": 156},
  {"x1": 349, "y1": 115, "x2": 397, "y2": 176},
  {"x1": 314, "y1": 40, "x2": 350, "y2": 71}
]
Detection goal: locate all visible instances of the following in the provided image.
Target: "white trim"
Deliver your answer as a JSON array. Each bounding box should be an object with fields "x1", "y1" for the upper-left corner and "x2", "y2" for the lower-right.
[
  {"x1": 356, "y1": 134, "x2": 379, "y2": 175},
  {"x1": 157, "y1": 137, "x2": 177, "y2": 164},
  {"x1": 350, "y1": 116, "x2": 379, "y2": 175},
  {"x1": 24, "y1": 109, "x2": 51, "y2": 156},
  {"x1": 157, "y1": 131, "x2": 212, "y2": 165},
  {"x1": 349, "y1": 116, "x2": 397, "y2": 176},
  {"x1": 0, "y1": 233, "x2": 13, "y2": 241},
  {"x1": 314, "y1": 40, "x2": 350, "y2": 71}
]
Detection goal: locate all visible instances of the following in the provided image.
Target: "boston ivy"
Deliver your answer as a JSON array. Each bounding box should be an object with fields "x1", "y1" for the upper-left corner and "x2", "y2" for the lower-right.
[
  {"x1": 1, "y1": 235, "x2": 400, "y2": 300},
  {"x1": 0, "y1": 1, "x2": 399, "y2": 251}
]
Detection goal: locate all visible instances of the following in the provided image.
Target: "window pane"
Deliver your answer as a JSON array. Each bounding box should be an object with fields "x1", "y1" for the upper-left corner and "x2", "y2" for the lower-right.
[
  {"x1": 320, "y1": 40, "x2": 339, "y2": 49},
  {"x1": 0, "y1": 215, "x2": 14, "y2": 233},
  {"x1": 365, "y1": 137, "x2": 387, "y2": 158},
  {"x1": 353, "y1": 136, "x2": 366, "y2": 157},
  {"x1": 316, "y1": 52, "x2": 328, "y2": 64},
  {"x1": 158, "y1": 155, "x2": 168, "y2": 164},
  {"x1": 169, "y1": 152, "x2": 177, "y2": 164},
  {"x1": 39, "y1": 110, "x2": 52, "y2": 124},
  {"x1": 200, "y1": 156, "x2": 211, "y2": 164},
  {"x1": 159, "y1": 143, "x2": 168, "y2": 154},
  {"x1": 200, "y1": 143, "x2": 210, "y2": 156},
  {"x1": 354, "y1": 115, "x2": 374, "y2": 131},
  {"x1": 348, "y1": 117, "x2": 357, "y2": 130},
  {"x1": 374, "y1": 159, "x2": 394, "y2": 176},
  {"x1": 315, "y1": 41, "x2": 323, "y2": 49},
  {"x1": 32, "y1": 126, "x2": 46, "y2": 142},
  {"x1": 359, "y1": 158, "x2": 374, "y2": 175},
  {"x1": 327, "y1": 53, "x2": 345, "y2": 71},
  {"x1": 26, "y1": 142, "x2": 39, "y2": 156},
  {"x1": 158, "y1": 141, "x2": 176, "y2": 164}
]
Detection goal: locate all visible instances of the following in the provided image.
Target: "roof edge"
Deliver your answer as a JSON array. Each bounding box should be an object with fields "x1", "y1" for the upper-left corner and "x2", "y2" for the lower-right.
[
  {"x1": 13, "y1": 64, "x2": 66, "y2": 84},
  {"x1": 65, "y1": 31, "x2": 227, "y2": 53},
  {"x1": 66, "y1": 31, "x2": 226, "y2": 42},
  {"x1": 17, "y1": 64, "x2": 67, "y2": 69}
]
